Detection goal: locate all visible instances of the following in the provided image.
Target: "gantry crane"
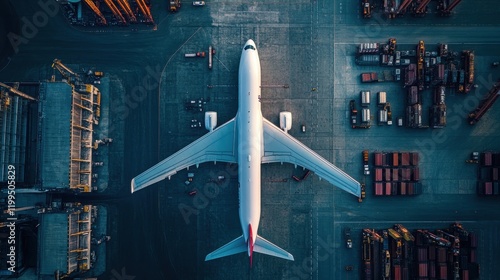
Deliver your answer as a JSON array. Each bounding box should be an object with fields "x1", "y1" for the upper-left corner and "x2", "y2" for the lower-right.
[
  {"x1": 116, "y1": 0, "x2": 137, "y2": 22},
  {"x1": 414, "y1": 0, "x2": 431, "y2": 15},
  {"x1": 0, "y1": 82, "x2": 37, "y2": 101},
  {"x1": 52, "y1": 59, "x2": 82, "y2": 84},
  {"x1": 135, "y1": 0, "x2": 154, "y2": 23},
  {"x1": 104, "y1": 0, "x2": 126, "y2": 24},
  {"x1": 83, "y1": 0, "x2": 107, "y2": 25},
  {"x1": 397, "y1": 0, "x2": 413, "y2": 15}
]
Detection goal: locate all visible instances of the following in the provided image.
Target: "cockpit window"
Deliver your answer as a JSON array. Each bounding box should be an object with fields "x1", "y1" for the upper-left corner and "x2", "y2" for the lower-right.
[{"x1": 244, "y1": 45, "x2": 256, "y2": 51}]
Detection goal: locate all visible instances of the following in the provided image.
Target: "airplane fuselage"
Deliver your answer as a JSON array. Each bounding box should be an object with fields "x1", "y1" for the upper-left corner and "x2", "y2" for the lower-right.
[{"x1": 236, "y1": 40, "x2": 262, "y2": 249}]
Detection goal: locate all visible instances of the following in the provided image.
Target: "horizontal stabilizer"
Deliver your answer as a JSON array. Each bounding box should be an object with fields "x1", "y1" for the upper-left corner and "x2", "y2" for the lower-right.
[
  {"x1": 254, "y1": 235, "x2": 294, "y2": 261},
  {"x1": 205, "y1": 235, "x2": 247, "y2": 261}
]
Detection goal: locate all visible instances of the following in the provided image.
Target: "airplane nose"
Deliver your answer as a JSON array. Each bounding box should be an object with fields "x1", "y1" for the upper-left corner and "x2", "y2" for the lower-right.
[{"x1": 244, "y1": 39, "x2": 256, "y2": 51}]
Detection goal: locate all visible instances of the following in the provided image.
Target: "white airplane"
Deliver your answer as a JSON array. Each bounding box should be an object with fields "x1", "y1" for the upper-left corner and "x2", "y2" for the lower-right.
[{"x1": 131, "y1": 39, "x2": 361, "y2": 266}]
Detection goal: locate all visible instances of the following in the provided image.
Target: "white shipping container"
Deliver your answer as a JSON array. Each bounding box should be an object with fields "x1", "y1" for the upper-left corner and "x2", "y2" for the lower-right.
[
  {"x1": 362, "y1": 108, "x2": 371, "y2": 123},
  {"x1": 379, "y1": 109, "x2": 388, "y2": 123},
  {"x1": 361, "y1": 91, "x2": 371, "y2": 106},
  {"x1": 378, "y1": 91, "x2": 387, "y2": 105}
]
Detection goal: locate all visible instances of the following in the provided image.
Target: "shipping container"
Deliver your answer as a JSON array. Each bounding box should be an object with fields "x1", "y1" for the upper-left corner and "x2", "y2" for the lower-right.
[
  {"x1": 361, "y1": 72, "x2": 378, "y2": 83},
  {"x1": 418, "y1": 262, "x2": 428, "y2": 277},
  {"x1": 400, "y1": 182, "x2": 407, "y2": 195},
  {"x1": 468, "y1": 232, "x2": 477, "y2": 248},
  {"x1": 462, "y1": 270, "x2": 469, "y2": 280},
  {"x1": 437, "y1": 247, "x2": 446, "y2": 263},
  {"x1": 392, "y1": 265, "x2": 402, "y2": 280},
  {"x1": 374, "y1": 152, "x2": 383, "y2": 166},
  {"x1": 378, "y1": 91, "x2": 387, "y2": 105},
  {"x1": 485, "y1": 181, "x2": 493, "y2": 195},
  {"x1": 358, "y1": 43, "x2": 380, "y2": 54},
  {"x1": 385, "y1": 182, "x2": 392, "y2": 195},
  {"x1": 392, "y1": 182, "x2": 398, "y2": 195},
  {"x1": 407, "y1": 182, "x2": 414, "y2": 195},
  {"x1": 361, "y1": 91, "x2": 371, "y2": 106},
  {"x1": 385, "y1": 168, "x2": 392, "y2": 181},
  {"x1": 493, "y1": 153, "x2": 500, "y2": 166},
  {"x1": 362, "y1": 108, "x2": 371, "y2": 123},
  {"x1": 411, "y1": 152, "x2": 419, "y2": 166},
  {"x1": 392, "y1": 168, "x2": 399, "y2": 181},
  {"x1": 407, "y1": 86, "x2": 419, "y2": 105},
  {"x1": 429, "y1": 262, "x2": 436, "y2": 278},
  {"x1": 374, "y1": 182, "x2": 383, "y2": 195},
  {"x1": 392, "y1": 152, "x2": 399, "y2": 167},
  {"x1": 482, "y1": 152, "x2": 492, "y2": 166},
  {"x1": 492, "y1": 168, "x2": 498, "y2": 181},
  {"x1": 401, "y1": 152, "x2": 410, "y2": 166},
  {"x1": 417, "y1": 248, "x2": 428, "y2": 262},
  {"x1": 401, "y1": 168, "x2": 411, "y2": 181},
  {"x1": 375, "y1": 168, "x2": 383, "y2": 181},
  {"x1": 438, "y1": 264, "x2": 448, "y2": 280},
  {"x1": 356, "y1": 54, "x2": 380, "y2": 65},
  {"x1": 379, "y1": 109, "x2": 388, "y2": 123},
  {"x1": 412, "y1": 167, "x2": 420, "y2": 181},
  {"x1": 428, "y1": 245, "x2": 436, "y2": 260},
  {"x1": 469, "y1": 248, "x2": 476, "y2": 263}
]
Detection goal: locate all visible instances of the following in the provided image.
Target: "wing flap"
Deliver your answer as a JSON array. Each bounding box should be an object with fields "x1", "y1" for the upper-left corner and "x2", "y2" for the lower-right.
[
  {"x1": 131, "y1": 118, "x2": 237, "y2": 193},
  {"x1": 262, "y1": 118, "x2": 360, "y2": 197}
]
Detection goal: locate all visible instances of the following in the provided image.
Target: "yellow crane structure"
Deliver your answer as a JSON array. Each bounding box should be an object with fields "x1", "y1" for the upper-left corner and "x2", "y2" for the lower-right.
[
  {"x1": 116, "y1": 0, "x2": 137, "y2": 22},
  {"x1": 135, "y1": 0, "x2": 154, "y2": 23},
  {"x1": 83, "y1": 0, "x2": 107, "y2": 25},
  {"x1": 0, "y1": 82, "x2": 38, "y2": 101},
  {"x1": 52, "y1": 58, "x2": 82, "y2": 84},
  {"x1": 104, "y1": 0, "x2": 126, "y2": 24}
]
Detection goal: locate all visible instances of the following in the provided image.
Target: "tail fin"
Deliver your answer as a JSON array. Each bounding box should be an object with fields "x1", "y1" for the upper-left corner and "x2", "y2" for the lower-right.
[
  {"x1": 205, "y1": 234, "x2": 294, "y2": 263},
  {"x1": 254, "y1": 235, "x2": 294, "y2": 261},
  {"x1": 205, "y1": 235, "x2": 247, "y2": 261}
]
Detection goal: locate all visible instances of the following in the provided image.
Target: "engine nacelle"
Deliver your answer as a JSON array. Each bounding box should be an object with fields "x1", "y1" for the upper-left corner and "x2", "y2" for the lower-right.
[
  {"x1": 279, "y1": 111, "x2": 292, "y2": 133},
  {"x1": 205, "y1": 111, "x2": 217, "y2": 131}
]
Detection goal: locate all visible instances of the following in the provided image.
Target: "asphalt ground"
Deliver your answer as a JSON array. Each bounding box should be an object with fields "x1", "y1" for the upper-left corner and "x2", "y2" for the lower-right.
[{"x1": 1, "y1": 0, "x2": 500, "y2": 279}]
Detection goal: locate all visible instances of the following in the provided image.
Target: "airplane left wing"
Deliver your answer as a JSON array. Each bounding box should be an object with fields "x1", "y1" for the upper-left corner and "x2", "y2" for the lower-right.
[
  {"x1": 261, "y1": 118, "x2": 360, "y2": 197},
  {"x1": 131, "y1": 118, "x2": 237, "y2": 193}
]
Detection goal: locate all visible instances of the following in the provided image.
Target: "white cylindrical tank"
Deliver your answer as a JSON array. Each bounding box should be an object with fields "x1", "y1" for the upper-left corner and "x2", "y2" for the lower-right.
[
  {"x1": 279, "y1": 111, "x2": 292, "y2": 133},
  {"x1": 205, "y1": 111, "x2": 217, "y2": 131}
]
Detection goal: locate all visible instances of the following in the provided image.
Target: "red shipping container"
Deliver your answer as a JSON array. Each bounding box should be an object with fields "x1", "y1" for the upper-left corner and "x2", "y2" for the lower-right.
[
  {"x1": 418, "y1": 263, "x2": 428, "y2": 277},
  {"x1": 385, "y1": 168, "x2": 392, "y2": 181},
  {"x1": 408, "y1": 182, "x2": 414, "y2": 195},
  {"x1": 462, "y1": 270, "x2": 469, "y2": 280},
  {"x1": 374, "y1": 182, "x2": 383, "y2": 195},
  {"x1": 485, "y1": 181, "x2": 493, "y2": 195},
  {"x1": 392, "y1": 152, "x2": 399, "y2": 167},
  {"x1": 417, "y1": 248, "x2": 428, "y2": 262},
  {"x1": 385, "y1": 182, "x2": 392, "y2": 195},
  {"x1": 401, "y1": 168, "x2": 411, "y2": 181},
  {"x1": 392, "y1": 265, "x2": 401, "y2": 280},
  {"x1": 492, "y1": 168, "x2": 498, "y2": 181},
  {"x1": 374, "y1": 152, "x2": 383, "y2": 166},
  {"x1": 469, "y1": 249, "x2": 476, "y2": 263},
  {"x1": 438, "y1": 264, "x2": 447, "y2": 280},
  {"x1": 392, "y1": 168, "x2": 399, "y2": 181},
  {"x1": 482, "y1": 152, "x2": 492, "y2": 166},
  {"x1": 375, "y1": 168, "x2": 383, "y2": 181},
  {"x1": 437, "y1": 248, "x2": 446, "y2": 263},
  {"x1": 401, "y1": 152, "x2": 410, "y2": 166},
  {"x1": 400, "y1": 182, "x2": 407, "y2": 195},
  {"x1": 411, "y1": 152, "x2": 419, "y2": 166},
  {"x1": 412, "y1": 167, "x2": 420, "y2": 181}
]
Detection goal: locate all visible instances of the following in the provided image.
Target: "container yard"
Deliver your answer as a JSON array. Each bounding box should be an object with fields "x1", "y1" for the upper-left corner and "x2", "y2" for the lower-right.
[{"x1": 361, "y1": 223, "x2": 478, "y2": 280}]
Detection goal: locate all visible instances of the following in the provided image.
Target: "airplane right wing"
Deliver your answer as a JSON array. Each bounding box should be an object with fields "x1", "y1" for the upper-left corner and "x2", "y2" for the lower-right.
[
  {"x1": 261, "y1": 118, "x2": 361, "y2": 197},
  {"x1": 131, "y1": 118, "x2": 237, "y2": 193}
]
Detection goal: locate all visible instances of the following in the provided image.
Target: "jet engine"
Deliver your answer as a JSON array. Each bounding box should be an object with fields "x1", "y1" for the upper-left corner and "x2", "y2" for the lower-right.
[
  {"x1": 279, "y1": 111, "x2": 292, "y2": 133},
  {"x1": 205, "y1": 111, "x2": 217, "y2": 131}
]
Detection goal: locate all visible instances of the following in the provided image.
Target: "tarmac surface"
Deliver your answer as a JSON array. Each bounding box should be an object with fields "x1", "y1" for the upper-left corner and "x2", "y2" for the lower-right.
[{"x1": 1, "y1": 0, "x2": 500, "y2": 279}]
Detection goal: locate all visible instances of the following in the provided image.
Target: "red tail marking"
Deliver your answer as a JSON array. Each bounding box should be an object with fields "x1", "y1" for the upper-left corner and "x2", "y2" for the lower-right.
[{"x1": 248, "y1": 224, "x2": 254, "y2": 268}]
